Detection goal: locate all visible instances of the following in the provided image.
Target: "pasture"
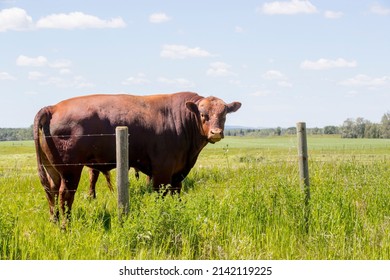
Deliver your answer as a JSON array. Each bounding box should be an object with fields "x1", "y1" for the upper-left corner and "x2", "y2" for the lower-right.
[{"x1": 1, "y1": 136, "x2": 390, "y2": 260}]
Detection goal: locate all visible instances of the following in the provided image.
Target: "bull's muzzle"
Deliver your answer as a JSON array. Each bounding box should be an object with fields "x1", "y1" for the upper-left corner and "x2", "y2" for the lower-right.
[{"x1": 208, "y1": 128, "x2": 224, "y2": 143}]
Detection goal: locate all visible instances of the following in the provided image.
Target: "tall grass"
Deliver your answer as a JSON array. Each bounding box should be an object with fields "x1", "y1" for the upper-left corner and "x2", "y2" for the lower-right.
[{"x1": 1, "y1": 136, "x2": 390, "y2": 259}]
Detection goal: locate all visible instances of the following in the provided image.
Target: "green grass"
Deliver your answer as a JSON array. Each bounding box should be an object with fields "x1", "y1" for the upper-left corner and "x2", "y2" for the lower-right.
[{"x1": 1, "y1": 136, "x2": 390, "y2": 259}]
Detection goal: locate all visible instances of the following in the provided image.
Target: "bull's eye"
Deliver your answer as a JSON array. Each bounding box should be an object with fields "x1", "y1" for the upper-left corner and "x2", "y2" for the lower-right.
[{"x1": 200, "y1": 113, "x2": 209, "y2": 122}]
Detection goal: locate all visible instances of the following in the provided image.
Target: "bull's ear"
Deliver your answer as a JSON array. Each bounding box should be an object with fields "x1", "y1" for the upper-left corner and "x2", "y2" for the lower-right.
[
  {"x1": 186, "y1": 101, "x2": 199, "y2": 114},
  {"x1": 227, "y1": 102, "x2": 241, "y2": 113}
]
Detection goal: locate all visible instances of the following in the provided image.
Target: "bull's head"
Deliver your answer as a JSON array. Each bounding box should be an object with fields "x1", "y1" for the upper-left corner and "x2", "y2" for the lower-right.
[{"x1": 186, "y1": 96, "x2": 241, "y2": 143}]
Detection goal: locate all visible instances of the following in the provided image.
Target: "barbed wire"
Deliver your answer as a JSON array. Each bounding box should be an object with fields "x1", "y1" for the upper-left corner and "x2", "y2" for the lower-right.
[
  {"x1": 38, "y1": 162, "x2": 115, "y2": 167},
  {"x1": 39, "y1": 133, "x2": 118, "y2": 138}
]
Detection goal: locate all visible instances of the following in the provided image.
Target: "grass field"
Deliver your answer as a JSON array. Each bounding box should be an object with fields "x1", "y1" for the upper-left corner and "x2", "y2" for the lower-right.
[{"x1": 1, "y1": 136, "x2": 390, "y2": 260}]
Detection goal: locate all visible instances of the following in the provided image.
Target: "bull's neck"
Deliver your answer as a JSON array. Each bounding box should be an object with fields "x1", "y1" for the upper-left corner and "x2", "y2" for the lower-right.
[{"x1": 184, "y1": 96, "x2": 209, "y2": 155}]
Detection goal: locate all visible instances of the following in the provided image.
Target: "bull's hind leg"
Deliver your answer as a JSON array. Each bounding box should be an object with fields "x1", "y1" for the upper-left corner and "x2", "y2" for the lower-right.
[
  {"x1": 42, "y1": 166, "x2": 61, "y2": 223},
  {"x1": 46, "y1": 175, "x2": 60, "y2": 223},
  {"x1": 88, "y1": 169, "x2": 113, "y2": 199},
  {"x1": 59, "y1": 167, "x2": 83, "y2": 228},
  {"x1": 88, "y1": 168, "x2": 100, "y2": 199}
]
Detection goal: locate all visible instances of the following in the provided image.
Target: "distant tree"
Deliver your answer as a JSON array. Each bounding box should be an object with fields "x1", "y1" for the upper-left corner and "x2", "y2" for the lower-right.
[
  {"x1": 324, "y1": 126, "x2": 339, "y2": 134},
  {"x1": 364, "y1": 122, "x2": 381, "y2": 138},
  {"x1": 355, "y1": 117, "x2": 366, "y2": 138},
  {"x1": 284, "y1": 127, "x2": 296, "y2": 135},
  {"x1": 381, "y1": 112, "x2": 390, "y2": 139},
  {"x1": 0, "y1": 126, "x2": 33, "y2": 141},
  {"x1": 341, "y1": 117, "x2": 379, "y2": 138},
  {"x1": 310, "y1": 127, "x2": 323, "y2": 135},
  {"x1": 341, "y1": 118, "x2": 357, "y2": 138}
]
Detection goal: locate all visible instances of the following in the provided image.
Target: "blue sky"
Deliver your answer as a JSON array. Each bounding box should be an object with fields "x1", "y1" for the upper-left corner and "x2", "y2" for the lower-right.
[{"x1": 0, "y1": 0, "x2": 389, "y2": 128}]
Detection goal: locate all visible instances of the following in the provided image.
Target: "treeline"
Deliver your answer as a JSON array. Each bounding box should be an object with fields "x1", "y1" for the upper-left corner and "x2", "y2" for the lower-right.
[
  {"x1": 226, "y1": 127, "x2": 338, "y2": 137},
  {"x1": 0, "y1": 126, "x2": 33, "y2": 141},
  {"x1": 226, "y1": 112, "x2": 390, "y2": 139},
  {"x1": 340, "y1": 113, "x2": 390, "y2": 139}
]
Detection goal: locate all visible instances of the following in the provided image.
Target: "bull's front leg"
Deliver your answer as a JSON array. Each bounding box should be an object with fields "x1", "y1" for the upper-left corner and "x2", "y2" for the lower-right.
[
  {"x1": 170, "y1": 181, "x2": 182, "y2": 194},
  {"x1": 152, "y1": 176, "x2": 182, "y2": 196}
]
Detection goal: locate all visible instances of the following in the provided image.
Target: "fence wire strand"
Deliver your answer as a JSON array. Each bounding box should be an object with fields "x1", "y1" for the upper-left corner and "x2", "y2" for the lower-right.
[{"x1": 40, "y1": 133, "x2": 117, "y2": 138}]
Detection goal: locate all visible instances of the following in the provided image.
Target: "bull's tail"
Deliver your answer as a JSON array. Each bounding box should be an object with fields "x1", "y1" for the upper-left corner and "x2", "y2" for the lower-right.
[{"x1": 33, "y1": 107, "x2": 52, "y2": 190}]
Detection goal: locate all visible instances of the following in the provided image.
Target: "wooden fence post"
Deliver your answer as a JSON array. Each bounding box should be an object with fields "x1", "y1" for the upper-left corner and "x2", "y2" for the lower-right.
[
  {"x1": 116, "y1": 126, "x2": 129, "y2": 220},
  {"x1": 297, "y1": 122, "x2": 310, "y2": 233}
]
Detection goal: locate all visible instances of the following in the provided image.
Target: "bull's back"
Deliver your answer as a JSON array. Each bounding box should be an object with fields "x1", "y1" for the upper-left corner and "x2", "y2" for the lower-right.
[
  {"x1": 49, "y1": 93, "x2": 196, "y2": 135},
  {"x1": 50, "y1": 94, "x2": 179, "y2": 130}
]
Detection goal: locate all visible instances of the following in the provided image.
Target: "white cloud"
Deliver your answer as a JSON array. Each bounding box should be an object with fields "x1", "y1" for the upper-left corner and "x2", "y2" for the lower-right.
[
  {"x1": 38, "y1": 76, "x2": 65, "y2": 87},
  {"x1": 207, "y1": 62, "x2": 235, "y2": 77},
  {"x1": 17, "y1": 55, "x2": 73, "y2": 70},
  {"x1": 149, "y1": 12, "x2": 171, "y2": 23},
  {"x1": 251, "y1": 90, "x2": 272, "y2": 97},
  {"x1": 260, "y1": 0, "x2": 318, "y2": 15},
  {"x1": 324, "y1": 10, "x2": 344, "y2": 19},
  {"x1": 234, "y1": 26, "x2": 244, "y2": 33},
  {"x1": 300, "y1": 58, "x2": 357, "y2": 70},
  {"x1": 262, "y1": 70, "x2": 292, "y2": 88},
  {"x1": 72, "y1": 76, "x2": 95, "y2": 88},
  {"x1": 0, "y1": 71, "x2": 16, "y2": 80},
  {"x1": 158, "y1": 77, "x2": 195, "y2": 88},
  {"x1": 1, "y1": 8, "x2": 126, "y2": 31},
  {"x1": 59, "y1": 68, "x2": 72, "y2": 75},
  {"x1": 36, "y1": 12, "x2": 126, "y2": 29},
  {"x1": 37, "y1": 74, "x2": 95, "y2": 88},
  {"x1": 160, "y1": 44, "x2": 212, "y2": 59},
  {"x1": 49, "y1": 59, "x2": 72, "y2": 68},
  {"x1": 122, "y1": 73, "x2": 150, "y2": 85},
  {"x1": 16, "y1": 55, "x2": 93, "y2": 88},
  {"x1": 262, "y1": 70, "x2": 285, "y2": 80},
  {"x1": 16, "y1": 55, "x2": 48, "y2": 67},
  {"x1": 370, "y1": 4, "x2": 390, "y2": 15},
  {"x1": 278, "y1": 80, "x2": 293, "y2": 88},
  {"x1": 0, "y1": 7, "x2": 33, "y2": 32},
  {"x1": 28, "y1": 71, "x2": 45, "y2": 80},
  {"x1": 340, "y1": 74, "x2": 390, "y2": 88}
]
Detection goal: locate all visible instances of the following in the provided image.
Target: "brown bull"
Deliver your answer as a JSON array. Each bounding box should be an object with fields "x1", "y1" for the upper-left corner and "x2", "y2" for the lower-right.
[{"x1": 34, "y1": 92, "x2": 241, "y2": 224}]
